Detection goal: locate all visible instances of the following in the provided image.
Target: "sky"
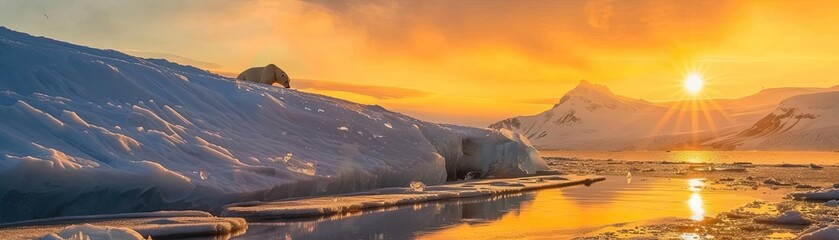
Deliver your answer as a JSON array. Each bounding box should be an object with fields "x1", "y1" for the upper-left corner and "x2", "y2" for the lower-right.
[{"x1": 2, "y1": 0, "x2": 839, "y2": 126}]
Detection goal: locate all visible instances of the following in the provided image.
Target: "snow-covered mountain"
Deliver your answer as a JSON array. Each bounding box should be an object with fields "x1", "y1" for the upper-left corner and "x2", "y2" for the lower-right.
[
  {"x1": 490, "y1": 80, "x2": 839, "y2": 150},
  {"x1": 0, "y1": 27, "x2": 546, "y2": 223},
  {"x1": 490, "y1": 81, "x2": 729, "y2": 150},
  {"x1": 708, "y1": 91, "x2": 839, "y2": 150}
]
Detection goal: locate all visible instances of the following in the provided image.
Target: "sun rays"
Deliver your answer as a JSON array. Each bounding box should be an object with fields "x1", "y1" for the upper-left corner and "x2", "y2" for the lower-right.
[
  {"x1": 684, "y1": 73, "x2": 704, "y2": 95},
  {"x1": 648, "y1": 63, "x2": 737, "y2": 147}
]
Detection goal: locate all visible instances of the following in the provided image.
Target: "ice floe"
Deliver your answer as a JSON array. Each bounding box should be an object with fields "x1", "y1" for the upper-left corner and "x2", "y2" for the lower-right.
[
  {"x1": 40, "y1": 224, "x2": 144, "y2": 240},
  {"x1": 755, "y1": 210, "x2": 813, "y2": 225},
  {"x1": 792, "y1": 189, "x2": 839, "y2": 201},
  {"x1": 799, "y1": 224, "x2": 839, "y2": 240},
  {"x1": 222, "y1": 175, "x2": 603, "y2": 220},
  {"x1": 0, "y1": 211, "x2": 245, "y2": 239}
]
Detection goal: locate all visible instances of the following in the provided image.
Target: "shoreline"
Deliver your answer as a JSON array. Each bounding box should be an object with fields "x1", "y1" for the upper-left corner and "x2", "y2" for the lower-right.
[
  {"x1": 222, "y1": 174, "x2": 604, "y2": 220},
  {"x1": 0, "y1": 174, "x2": 603, "y2": 239}
]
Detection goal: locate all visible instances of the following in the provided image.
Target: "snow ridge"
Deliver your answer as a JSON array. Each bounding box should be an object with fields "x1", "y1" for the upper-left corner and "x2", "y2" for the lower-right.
[
  {"x1": 710, "y1": 91, "x2": 839, "y2": 150},
  {"x1": 0, "y1": 27, "x2": 546, "y2": 222}
]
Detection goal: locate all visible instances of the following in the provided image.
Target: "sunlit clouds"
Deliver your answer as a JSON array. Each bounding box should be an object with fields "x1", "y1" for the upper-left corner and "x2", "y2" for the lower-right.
[{"x1": 3, "y1": 0, "x2": 839, "y2": 125}]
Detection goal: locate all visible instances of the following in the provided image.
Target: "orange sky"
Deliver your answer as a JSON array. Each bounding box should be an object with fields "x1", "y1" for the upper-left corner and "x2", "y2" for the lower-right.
[{"x1": 2, "y1": 0, "x2": 839, "y2": 126}]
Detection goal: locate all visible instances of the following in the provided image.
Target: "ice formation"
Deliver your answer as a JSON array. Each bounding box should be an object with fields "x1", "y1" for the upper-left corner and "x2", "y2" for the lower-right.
[
  {"x1": 799, "y1": 224, "x2": 839, "y2": 240},
  {"x1": 792, "y1": 189, "x2": 839, "y2": 201},
  {"x1": 754, "y1": 211, "x2": 813, "y2": 225},
  {"x1": 409, "y1": 181, "x2": 426, "y2": 192},
  {"x1": 40, "y1": 224, "x2": 144, "y2": 240},
  {"x1": 0, "y1": 27, "x2": 547, "y2": 222},
  {"x1": 0, "y1": 211, "x2": 246, "y2": 239},
  {"x1": 222, "y1": 175, "x2": 603, "y2": 220}
]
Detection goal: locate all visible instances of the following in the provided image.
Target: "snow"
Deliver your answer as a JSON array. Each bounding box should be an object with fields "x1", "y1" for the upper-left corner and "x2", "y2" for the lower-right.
[
  {"x1": 409, "y1": 181, "x2": 426, "y2": 192},
  {"x1": 0, "y1": 27, "x2": 547, "y2": 223},
  {"x1": 792, "y1": 189, "x2": 839, "y2": 201},
  {"x1": 754, "y1": 210, "x2": 813, "y2": 225},
  {"x1": 488, "y1": 80, "x2": 763, "y2": 150},
  {"x1": 722, "y1": 91, "x2": 839, "y2": 150},
  {"x1": 490, "y1": 80, "x2": 839, "y2": 151},
  {"x1": 0, "y1": 211, "x2": 246, "y2": 239},
  {"x1": 41, "y1": 224, "x2": 144, "y2": 240},
  {"x1": 221, "y1": 175, "x2": 603, "y2": 220},
  {"x1": 799, "y1": 224, "x2": 839, "y2": 240}
]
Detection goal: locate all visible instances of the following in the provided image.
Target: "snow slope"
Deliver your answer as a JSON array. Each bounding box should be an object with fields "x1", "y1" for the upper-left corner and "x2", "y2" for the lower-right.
[
  {"x1": 0, "y1": 27, "x2": 546, "y2": 223},
  {"x1": 708, "y1": 91, "x2": 839, "y2": 150}
]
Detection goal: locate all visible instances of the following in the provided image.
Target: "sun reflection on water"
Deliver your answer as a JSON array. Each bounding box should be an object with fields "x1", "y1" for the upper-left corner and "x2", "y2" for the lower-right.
[{"x1": 687, "y1": 178, "x2": 705, "y2": 221}]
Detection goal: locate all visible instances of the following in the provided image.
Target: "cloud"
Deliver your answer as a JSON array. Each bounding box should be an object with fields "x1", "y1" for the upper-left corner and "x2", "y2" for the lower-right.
[
  {"x1": 6, "y1": 0, "x2": 839, "y2": 126},
  {"x1": 302, "y1": 0, "x2": 747, "y2": 57},
  {"x1": 293, "y1": 79, "x2": 430, "y2": 100},
  {"x1": 585, "y1": 0, "x2": 614, "y2": 30}
]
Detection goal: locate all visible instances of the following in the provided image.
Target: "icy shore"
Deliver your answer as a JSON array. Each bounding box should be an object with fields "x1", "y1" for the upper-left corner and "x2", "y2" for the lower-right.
[
  {"x1": 0, "y1": 211, "x2": 246, "y2": 239},
  {"x1": 222, "y1": 174, "x2": 603, "y2": 220},
  {"x1": 0, "y1": 27, "x2": 547, "y2": 222}
]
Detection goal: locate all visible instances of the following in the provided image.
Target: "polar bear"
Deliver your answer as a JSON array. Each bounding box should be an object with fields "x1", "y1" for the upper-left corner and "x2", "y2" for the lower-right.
[{"x1": 236, "y1": 64, "x2": 290, "y2": 88}]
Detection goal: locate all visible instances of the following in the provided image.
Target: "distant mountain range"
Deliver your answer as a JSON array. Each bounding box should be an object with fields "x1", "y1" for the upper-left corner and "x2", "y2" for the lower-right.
[{"x1": 489, "y1": 80, "x2": 839, "y2": 151}]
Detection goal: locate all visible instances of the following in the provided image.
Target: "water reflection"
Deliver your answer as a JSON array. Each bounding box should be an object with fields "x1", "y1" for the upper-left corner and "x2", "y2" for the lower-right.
[
  {"x1": 541, "y1": 150, "x2": 839, "y2": 165},
  {"x1": 687, "y1": 179, "x2": 706, "y2": 221},
  {"x1": 236, "y1": 177, "x2": 789, "y2": 240},
  {"x1": 235, "y1": 194, "x2": 535, "y2": 240}
]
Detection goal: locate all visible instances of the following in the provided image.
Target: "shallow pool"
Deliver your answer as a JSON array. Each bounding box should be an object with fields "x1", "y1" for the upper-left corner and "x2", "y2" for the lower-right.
[{"x1": 234, "y1": 176, "x2": 790, "y2": 239}]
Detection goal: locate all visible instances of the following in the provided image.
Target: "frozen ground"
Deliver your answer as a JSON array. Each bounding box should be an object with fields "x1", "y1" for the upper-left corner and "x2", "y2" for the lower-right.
[
  {"x1": 0, "y1": 211, "x2": 246, "y2": 239},
  {"x1": 0, "y1": 27, "x2": 546, "y2": 222},
  {"x1": 545, "y1": 156, "x2": 839, "y2": 190},
  {"x1": 222, "y1": 174, "x2": 603, "y2": 220},
  {"x1": 578, "y1": 200, "x2": 839, "y2": 239},
  {"x1": 545, "y1": 156, "x2": 839, "y2": 239}
]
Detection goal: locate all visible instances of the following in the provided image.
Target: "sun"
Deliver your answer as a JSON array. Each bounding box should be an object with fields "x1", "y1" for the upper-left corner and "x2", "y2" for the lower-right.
[{"x1": 684, "y1": 73, "x2": 704, "y2": 94}]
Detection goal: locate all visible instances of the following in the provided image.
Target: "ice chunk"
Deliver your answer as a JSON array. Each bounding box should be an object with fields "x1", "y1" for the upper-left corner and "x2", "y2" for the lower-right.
[
  {"x1": 41, "y1": 224, "x2": 144, "y2": 240},
  {"x1": 763, "y1": 178, "x2": 791, "y2": 186},
  {"x1": 754, "y1": 211, "x2": 813, "y2": 225},
  {"x1": 410, "y1": 181, "x2": 426, "y2": 192},
  {"x1": 799, "y1": 224, "x2": 839, "y2": 240},
  {"x1": 792, "y1": 189, "x2": 839, "y2": 201},
  {"x1": 464, "y1": 171, "x2": 480, "y2": 180},
  {"x1": 1, "y1": 211, "x2": 246, "y2": 239}
]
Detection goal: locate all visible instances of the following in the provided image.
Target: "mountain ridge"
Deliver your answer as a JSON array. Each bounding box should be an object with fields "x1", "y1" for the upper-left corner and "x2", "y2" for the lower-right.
[{"x1": 491, "y1": 80, "x2": 839, "y2": 150}]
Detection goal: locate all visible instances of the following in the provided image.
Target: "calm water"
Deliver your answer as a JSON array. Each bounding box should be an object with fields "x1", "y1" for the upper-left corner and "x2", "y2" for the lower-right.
[
  {"x1": 541, "y1": 150, "x2": 839, "y2": 165},
  {"x1": 235, "y1": 176, "x2": 790, "y2": 239}
]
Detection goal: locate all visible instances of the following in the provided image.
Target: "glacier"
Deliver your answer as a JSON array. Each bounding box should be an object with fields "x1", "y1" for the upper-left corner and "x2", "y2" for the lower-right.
[{"x1": 0, "y1": 27, "x2": 546, "y2": 223}]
